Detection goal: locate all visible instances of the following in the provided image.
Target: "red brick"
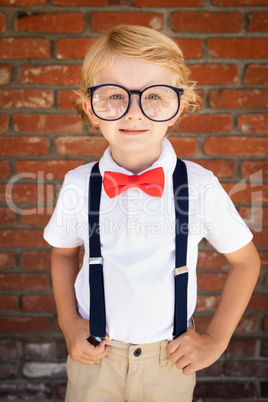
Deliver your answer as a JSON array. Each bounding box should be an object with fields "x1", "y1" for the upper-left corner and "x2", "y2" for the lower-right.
[
  {"x1": 56, "y1": 384, "x2": 67, "y2": 400},
  {"x1": 0, "y1": 229, "x2": 47, "y2": 248},
  {"x1": 22, "y1": 294, "x2": 56, "y2": 312},
  {"x1": 0, "y1": 363, "x2": 18, "y2": 380},
  {"x1": 210, "y1": 89, "x2": 268, "y2": 110},
  {"x1": 244, "y1": 65, "x2": 268, "y2": 84},
  {"x1": 3, "y1": 183, "x2": 47, "y2": 204},
  {"x1": 0, "y1": 383, "x2": 52, "y2": 399},
  {"x1": 0, "y1": 38, "x2": 50, "y2": 59},
  {"x1": 208, "y1": 38, "x2": 268, "y2": 59},
  {"x1": 0, "y1": 317, "x2": 50, "y2": 333},
  {"x1": 0, "y1": 65, "x2": 12, "y2": 85},
  {"x1": 204, "y1": 137, "x2": 268, "y2": 156},
  {"x1": 225, "y1": 360, "x2": 268, "y2": 377},
  {"x1": 0, "y1": 137, "x2": 48, "y2": 156},
  {"x1": 213, "y1": 0, "x2": 268, "y2": 4},
  {"x1": 56, "y1": 136, "x2": 109, "y2": 156},
  {"x1": 54, "y1": 316, "x2": 62, "y2": 332},
  {"x1": 0, "y1": 13, "x2": 6, "y2": 33},
  {"x1": 172, "y1": 12, "x2": 242, "y2": 33},
  {"x1": 92, "y1": 12, "x2": 163, "y2": 32},
  {"x1": 197, "y1": 273, "x2": 227, "y2": 291},
  {"x1": 193, "y1": 160, "x2": 235, "y2": 178},
  {"x1": 196, "y1": 295, "x2": 221, "y2": 312},
  {"x1": 56, "y1": 341, "x2": 68, "y2": 359},
  {"x1": 239, "y1": 206, "x2": 268, "y2": 227},
  {"x1": 52, "y1": 0, "x2": 110, "y2": 4},
  {"x1": 0, "y1": 340, "x2": 19, "y2": 359},
  {"x1": 132, "y1": 0, "x2": 202, "y2": 4},
  {"x1": 19, "y1": 65, "x2": 82, "y2": 85},
  {"x1": 0, "y1": 161, "x2": 11, "y2": 178},
  {"x1": 261, "y1": 341, "x2": 268, "y2": 357},
  {"x1": 0, "y1": 208, "x2": 16, "y2": 225},
  {"x1": 265, "y1": 316, "x2": 268, "y2": 332},
  {"x1": 22, "y1": 210, "x2": 52, "y2": 226},
  {"x1": 0, "y1": 114, "x2": 9, "y2": 134},
  {"x1": 0, "y1": 252, "x2": 15, "y2": 270},
  {"x1": 196, "y1": 362, "x2": 222, "y2": 378},
  {"x1": 236, "y1": 316, "x2": 259, "y2": 333},
  {"x1": 226, "y1": 339, "x2": 257, "y2": 357},
  {"x1": 173, "y1": 39, "x2": 203, "y2": 59},
  {"x1": 238, "y1": 114, "x2": 268, "y2": 134},
  {"x1": 222, "y1": 182, "x2": 266, "y2": 203},
  {"x1": 22, "y1": 251, "x2": 51, "y2": 270},
  {"x1": 194, "y1": 380, "x2": 257, "y2": 399},
  {"x1": 241, "y1": 160, "x2": 268, "y2": 179},
  {"x1": 169, "y1": 137, "x2": 197, "y2": 157},
  {"x1": 58, "y1": 90, "x2": 77, "y2": 109},
  {"x1": 16, "y1": 160, "x2": 83, "y2": 179},
  {"x1": 248, "y1": 12, "x2": 268, "y2": 32},
  {"x1": 177, "y1": 114, "x2": 232, "y2": 133},
  {"x1": 0, "y1": 0, "x2": 45, "y2": 4},
  {"x1": 190, "y1": 64, "x2": 238, "y2": 85},
  {"x1": 0, "y1": 89, "x2": 53, "y2": 109},
  {"x1": 16, "y1": 12, "x2": 84, "y2": 33},
  {"x1": 247, "y1": 294, "x2": 268, "y2": 311},
  {"x1": 56, "y1": 38, "x2": 94, "y2": 59},
  {"x1": 252, "y1": 228, "x2": 268, "y2": 247},
  {"x1": 0, "y1": 273, "x2": 49, "y2": 290},
  {"x1": 0, "y1": 296, "x2": 19, "y2": 311},
  {"x1": 260, "y1": 252, "x2": 268, "y2": 269},
  {"x1": 197, "y1": 251, "x2": 229, "y2": 270},
  {"x1": 23, "y1": 342, "x2": 53, "y2": 360},
  {"x1": 14, "y1": 114, "x2": 82, "y2": 134}
]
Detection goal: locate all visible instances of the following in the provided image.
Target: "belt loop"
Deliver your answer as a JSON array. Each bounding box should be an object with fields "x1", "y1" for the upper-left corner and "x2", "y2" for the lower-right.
[{"x1": 160, "y1": 341, "x2": 168, "y2": 367}]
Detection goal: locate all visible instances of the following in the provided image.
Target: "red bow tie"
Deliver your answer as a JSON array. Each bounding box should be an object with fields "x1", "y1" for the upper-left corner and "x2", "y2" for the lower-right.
[{"x1": 103, "y1": 167, "x2": 165, "y2": 198}]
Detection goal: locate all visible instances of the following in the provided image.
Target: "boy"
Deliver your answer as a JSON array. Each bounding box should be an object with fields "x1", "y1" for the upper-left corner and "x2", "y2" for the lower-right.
[{"x1": 44, "y1": 25, "x2": 260, "y2": 401}]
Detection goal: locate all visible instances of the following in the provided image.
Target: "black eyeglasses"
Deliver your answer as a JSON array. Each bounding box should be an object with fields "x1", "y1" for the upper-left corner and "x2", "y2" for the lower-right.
[{"x1": 87, "y1": 84, "x2": 183, "y2": 122}]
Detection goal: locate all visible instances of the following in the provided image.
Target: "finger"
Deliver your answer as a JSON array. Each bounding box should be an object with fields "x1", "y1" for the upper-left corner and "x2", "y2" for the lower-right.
[
  {"x1": 83, "y1": 341, "x2": 111, "y2": 360},
  {"x1": 167, "y1": 338, "x2": 181, "y2": 355},
  {"x1": 182, "y1": 363, "x2": 195, "y2": 376},
  {"x1": 175, "y1": 355, "x2": 190, "y2": 370}
]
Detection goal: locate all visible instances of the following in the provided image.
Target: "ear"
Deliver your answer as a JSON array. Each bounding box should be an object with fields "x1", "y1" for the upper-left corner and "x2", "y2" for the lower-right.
[{"x1": 82, "y1": 100, "x2": 99, "y2": 126}]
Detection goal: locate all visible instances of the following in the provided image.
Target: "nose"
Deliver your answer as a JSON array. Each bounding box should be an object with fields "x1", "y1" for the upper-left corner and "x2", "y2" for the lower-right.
[{"x1": 125, "y1": 94, "x2": 144, "y2": 121}]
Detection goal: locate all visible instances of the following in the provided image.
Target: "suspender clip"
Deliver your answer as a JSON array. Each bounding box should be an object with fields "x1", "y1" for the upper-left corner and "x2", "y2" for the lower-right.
[
  {"x1": 174, "y1": 266, "x2": 188, "y2": 276},
  {"x1": 89, "y1": 257, "x2": 103, "y2": 265}
]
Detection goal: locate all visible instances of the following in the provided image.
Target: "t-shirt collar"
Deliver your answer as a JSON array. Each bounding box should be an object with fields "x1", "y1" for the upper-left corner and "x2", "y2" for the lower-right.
[{"x1": 99, "y1": 138, "x2": 177, "y2": 178}]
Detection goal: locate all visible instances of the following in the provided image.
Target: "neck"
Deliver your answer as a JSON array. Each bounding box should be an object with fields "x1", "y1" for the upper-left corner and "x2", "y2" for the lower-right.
[{"x1": 110, "y1": 147, "x2": 162, "y2": 174}]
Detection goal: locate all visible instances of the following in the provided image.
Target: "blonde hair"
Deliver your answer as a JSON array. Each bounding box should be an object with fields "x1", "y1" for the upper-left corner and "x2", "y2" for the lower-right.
[{"x1": 74, "y1": 25, "x2": 201, "y2": 131}]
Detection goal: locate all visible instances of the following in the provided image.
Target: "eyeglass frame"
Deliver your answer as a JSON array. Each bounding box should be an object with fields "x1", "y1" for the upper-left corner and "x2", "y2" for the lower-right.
[{"x1": 87, "y1": 84, "x2": 183, "y2": 123}]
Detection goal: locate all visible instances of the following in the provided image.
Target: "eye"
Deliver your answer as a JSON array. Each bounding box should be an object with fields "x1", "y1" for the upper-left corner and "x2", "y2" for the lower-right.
[
  {"x1": 146, "y1": 94, "x2": 160, "y2": 100},
  {"x1": 110, "y1": 94, "x2": 126, "y2": 100}
]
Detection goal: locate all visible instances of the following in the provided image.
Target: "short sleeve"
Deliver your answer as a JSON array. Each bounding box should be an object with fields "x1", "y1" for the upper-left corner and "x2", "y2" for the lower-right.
[
  {"x1": 203, "y1": 174, "x2": 253, "y2": 254},
  {"x1": 43, "y1": 167, "x2": 90, "y2": 248}
]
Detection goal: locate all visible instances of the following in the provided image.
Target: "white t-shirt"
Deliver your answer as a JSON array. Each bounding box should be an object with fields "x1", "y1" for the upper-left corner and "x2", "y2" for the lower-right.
[{"x1": 44, "y1": 139, "x2": 253, "y2": 344}]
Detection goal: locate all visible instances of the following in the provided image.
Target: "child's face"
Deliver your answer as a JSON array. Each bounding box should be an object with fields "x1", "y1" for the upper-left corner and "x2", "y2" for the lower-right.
[{"x1": 83, "y1": 56, "x2": 182, "y2": 167}]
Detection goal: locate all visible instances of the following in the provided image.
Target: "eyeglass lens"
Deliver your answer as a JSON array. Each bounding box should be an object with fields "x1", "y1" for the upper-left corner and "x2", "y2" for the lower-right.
[{"x1": 91, "y1": 85, "x2": 179, "y2": 122}]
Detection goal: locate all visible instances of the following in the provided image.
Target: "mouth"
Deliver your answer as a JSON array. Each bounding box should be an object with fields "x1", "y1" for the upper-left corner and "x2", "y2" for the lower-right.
[{"x1": 119, "y1": 128, "x2": 148, "y2": 135}]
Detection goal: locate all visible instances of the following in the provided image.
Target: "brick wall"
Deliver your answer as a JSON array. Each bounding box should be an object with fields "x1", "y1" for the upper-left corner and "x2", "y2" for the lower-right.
[{"x1": 0, "y1": 0, "x2": 267, "y2": 401}]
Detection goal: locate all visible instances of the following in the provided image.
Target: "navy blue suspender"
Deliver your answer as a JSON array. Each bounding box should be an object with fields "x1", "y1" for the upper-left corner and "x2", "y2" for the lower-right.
[{"x1": 88, "y1": 159, "x2": 189, "y2": 345}]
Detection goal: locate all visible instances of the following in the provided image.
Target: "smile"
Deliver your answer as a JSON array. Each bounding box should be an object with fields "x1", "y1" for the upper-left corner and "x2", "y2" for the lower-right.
[{"x1": 119, "y1": 129, "x2": 148, "y2": 134}]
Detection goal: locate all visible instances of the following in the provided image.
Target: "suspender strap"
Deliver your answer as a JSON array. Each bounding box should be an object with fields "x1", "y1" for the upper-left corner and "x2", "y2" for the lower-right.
[
  {"x1": 88, "y1": 159, "x2": 189, "y2": 341},
  {"x1": 172, "y1": 159, "x2": 189, "y2": 338},
  {"x1": 88, "y1": 162, "x2": 106, "y2": 339}
]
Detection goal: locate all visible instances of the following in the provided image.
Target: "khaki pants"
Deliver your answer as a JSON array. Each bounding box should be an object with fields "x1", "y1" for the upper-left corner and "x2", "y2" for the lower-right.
[{"x1": 65, "y1": 340, "x2": 196, "y2": 402}]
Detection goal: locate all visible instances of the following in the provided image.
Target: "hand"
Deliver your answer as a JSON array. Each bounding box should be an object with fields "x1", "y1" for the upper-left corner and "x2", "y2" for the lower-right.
[
  {"x1": 63, "y1": 316, "x2": 111, "y2": 365},
  {"x1": 167, "y1": 329, "x2": 225, "y2": 375}
]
